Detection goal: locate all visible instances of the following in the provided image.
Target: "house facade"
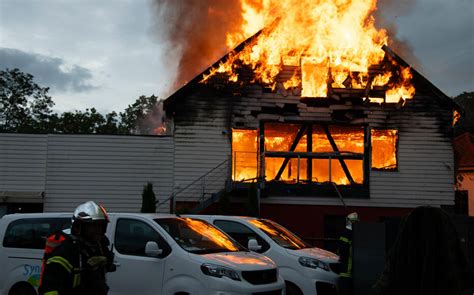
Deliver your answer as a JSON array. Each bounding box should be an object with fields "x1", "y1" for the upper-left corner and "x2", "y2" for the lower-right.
[{"x1": 162, "y1": 46, "x2": 458, "y2": 239}]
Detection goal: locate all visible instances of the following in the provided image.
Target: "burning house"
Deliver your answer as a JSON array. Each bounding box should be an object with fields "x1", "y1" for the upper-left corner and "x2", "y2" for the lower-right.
[{"x1": 161, "y1": 0, "x2": 459, "y2": 237}]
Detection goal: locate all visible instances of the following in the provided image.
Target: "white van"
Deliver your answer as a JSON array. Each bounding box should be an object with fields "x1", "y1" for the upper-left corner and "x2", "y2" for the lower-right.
[
  {"x1": 188, "y1": 215, "x2": 340, "y2": 295},
  {"x1": 0, "y1": 213, "x2": 285, "y2": 295}
]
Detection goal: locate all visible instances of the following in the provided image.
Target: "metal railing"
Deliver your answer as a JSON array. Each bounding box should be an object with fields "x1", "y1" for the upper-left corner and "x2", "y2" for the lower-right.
[{"x1": 157, "y1": 158, "x2": 230, "y2": 213}]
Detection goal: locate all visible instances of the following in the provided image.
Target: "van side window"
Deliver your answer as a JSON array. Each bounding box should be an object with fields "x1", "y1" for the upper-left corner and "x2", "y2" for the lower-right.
[
  {"x1": 115, "y1": 218, "x2": 171, "y2": 258},
  {"x1": 3, "y1": 218, "x2": 71, "y2": 249},
  {"x1": 214, "y1": 220, "x2": 270, "y2": 253}
]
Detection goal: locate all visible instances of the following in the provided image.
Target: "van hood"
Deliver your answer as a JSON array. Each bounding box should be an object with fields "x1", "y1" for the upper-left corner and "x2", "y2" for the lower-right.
[
  {"x1": 286, "y1": 247, "x2": 339, "y2": 262},
  {"x1": 189, "y1": 251, "x2": 276, "y2": 271}
]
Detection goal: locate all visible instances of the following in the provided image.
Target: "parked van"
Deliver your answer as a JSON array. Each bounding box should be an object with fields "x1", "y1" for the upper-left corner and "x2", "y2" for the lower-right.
[
  {"x1": 0, "y1": 213, "x2": 285, "y2": 295},
  {"x1": 188, "y1": 215, "x2": 341, "y2": 295}
]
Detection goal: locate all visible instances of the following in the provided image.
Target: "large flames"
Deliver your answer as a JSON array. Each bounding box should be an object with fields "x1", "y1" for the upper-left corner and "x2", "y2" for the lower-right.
[
  {"x1": 232, "y1": 126, "x2": 398, "y2": 185},
  {"x1": 202, "y1": 0, "x2": 415, "y2": 102}
]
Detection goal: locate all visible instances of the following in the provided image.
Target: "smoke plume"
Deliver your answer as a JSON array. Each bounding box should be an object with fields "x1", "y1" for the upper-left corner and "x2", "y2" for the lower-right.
[
  {"x1": 151, "y1": 0, "x2": 420, "y2": 91},
  {"x1": 151, "y1": 0, "x2": 245, "y2": 89}
]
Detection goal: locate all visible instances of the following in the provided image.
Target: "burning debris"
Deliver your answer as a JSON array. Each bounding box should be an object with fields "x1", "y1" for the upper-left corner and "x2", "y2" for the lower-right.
[{"x1": 200, "y1": 0, "x2": 415, "y2": 103}]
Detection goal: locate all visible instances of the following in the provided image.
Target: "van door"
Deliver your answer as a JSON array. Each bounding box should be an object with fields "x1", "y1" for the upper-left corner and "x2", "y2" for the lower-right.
[{"x1": 108, "y1": 218, "x2": 171, "y2": 295}]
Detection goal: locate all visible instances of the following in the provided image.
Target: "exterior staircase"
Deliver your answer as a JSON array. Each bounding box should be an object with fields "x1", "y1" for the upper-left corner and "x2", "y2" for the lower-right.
[{"x1": 157, "y1": 158, "x2": 231, "y2": 214}]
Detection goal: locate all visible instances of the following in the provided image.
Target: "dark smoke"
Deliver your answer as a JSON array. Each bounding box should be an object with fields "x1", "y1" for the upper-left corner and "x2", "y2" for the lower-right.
[
  {"x1": 375, "y1": 0, "x2": 422, "y2": 70},
  {"x1": 151, "y1": 0, "x2": 246, "y2": 89}
]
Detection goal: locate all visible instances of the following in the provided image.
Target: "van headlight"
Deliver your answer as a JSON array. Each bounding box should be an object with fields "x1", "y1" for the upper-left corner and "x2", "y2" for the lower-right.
[
  {"x1": 298, "y1": 257, "x2": 330, "y2": 271},
  {"x1": 201, "y1": 264, "x2": 241, "y2": 281}
]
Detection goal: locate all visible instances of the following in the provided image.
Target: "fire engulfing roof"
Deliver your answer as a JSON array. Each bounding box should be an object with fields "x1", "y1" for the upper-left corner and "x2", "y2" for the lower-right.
[{"x1": 164, "y1": 30, "x2": 458, "y2": 115}]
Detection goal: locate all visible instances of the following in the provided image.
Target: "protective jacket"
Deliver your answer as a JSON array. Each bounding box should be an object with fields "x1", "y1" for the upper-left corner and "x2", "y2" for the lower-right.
[
  {"x1": 339, "y1": 227, "x2": 353, "y2": 278},
  {"x1": 38, "y1": 232, "x2": 115, "y2": 295}
]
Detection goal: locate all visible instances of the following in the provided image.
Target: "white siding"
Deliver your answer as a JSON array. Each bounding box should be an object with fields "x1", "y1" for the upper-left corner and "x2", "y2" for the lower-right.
[
  {"x1": 0, "y1": 134, "x2": 174, "y2": 212},
  {"x1": 44, "y1": 134, "x2": 174, "y2": 213},
  {"x1": 172, "y1": 94, "x2": 231, "y2": 202},
  {"x1": 167, "y1": 80, "x2": 455, "y2": 209},
  {"x1": 0, "y1": 134, "x2": 47, "y2": 203}
]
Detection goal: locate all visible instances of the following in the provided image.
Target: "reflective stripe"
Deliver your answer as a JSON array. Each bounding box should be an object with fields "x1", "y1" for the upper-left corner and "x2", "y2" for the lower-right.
[
  {"x1": 339, "y1": 236, "x2": 351, "y2": 244},
  {"x1": 46, "y1": 256, "x2": 73, "y2": 273},
  {"x1": 340, "y1": 241, "x2": 353, "y2": 278},
  {"x1": 73, "y1": 273, "x2": 81, "y2": 288},
  {"x1": 44, "y1": 291, "x2": 59, "y2": 295}
]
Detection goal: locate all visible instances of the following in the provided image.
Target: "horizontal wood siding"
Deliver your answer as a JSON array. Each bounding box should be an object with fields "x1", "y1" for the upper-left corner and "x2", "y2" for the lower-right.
[
  {"x1": 0, "y1": 134, "x2": 47, "y2": 203},
  {"x1": 42, "y1": 135, "x2": 174, "y2": 213},
  {"x1": 172, "y1": 94, "x2": 231, "y2": 202},
  {"x1": 170, "y1": 76, "x2": 455, "y2": 208}
]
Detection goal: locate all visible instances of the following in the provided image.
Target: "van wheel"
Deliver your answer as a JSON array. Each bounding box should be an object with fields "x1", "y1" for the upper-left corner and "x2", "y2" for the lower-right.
[
  {"x1": 285, "y1": 281, "x2": 303, "y2": 295},
  {"x1": 8, "y1": 283, "x2": 36, "y2": 295},
  {"x1": 174, "y1": 293, "x2": 190, "y2": 295}
]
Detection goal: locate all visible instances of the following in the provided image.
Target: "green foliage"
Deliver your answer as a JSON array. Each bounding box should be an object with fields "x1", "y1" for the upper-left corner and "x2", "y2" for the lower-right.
[
  {"x1": 141, "y1": 182, "x2": 156, "y2": 213},
  {"x1": 454, "y1": 92, "x2": 474, "y2": 135},
  {"x1": 0, "y1": 68, "x2": 165, "y2": 135},
  {"x1": 119, "y1": 95, "x2": 160, "y2": 134},
  {"x1": 0, "y1": 68, "x2": 54, "y2": 132}
]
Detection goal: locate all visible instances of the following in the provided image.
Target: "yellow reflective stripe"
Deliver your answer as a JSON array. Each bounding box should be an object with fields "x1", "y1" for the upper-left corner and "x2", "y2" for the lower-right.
[
  {"x1": 44, "y1": 291, "x2": 59, "y2": 295},
  {"x1": 73, "y1": 273, "x2": 81, "y2": 287},
  {"x1": 46, "y1": 256, "x2": 73, "y2": 273},
  {"x1": 339, "y1": 236, "x2": 351, "y2": 244}
]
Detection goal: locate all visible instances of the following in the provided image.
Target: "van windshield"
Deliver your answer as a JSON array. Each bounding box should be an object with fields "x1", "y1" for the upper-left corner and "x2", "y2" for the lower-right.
[
  {"x1": 155, "y1": 218, "x2": 245, "y2": 254},
  {"x1": 249, "y1": 219, "x2": 310, "y2": 250}
]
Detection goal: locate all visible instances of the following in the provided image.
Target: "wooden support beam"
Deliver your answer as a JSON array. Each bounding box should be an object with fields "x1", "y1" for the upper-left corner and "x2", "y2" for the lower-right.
[
  {"x1": 322, "y1": 125, "x2": 355, "y2": 185},
  {"x1": 274, "y1": 125, "x2": 307, "y2": 180},
  {"x1": 266, "y1": 151, "x2": 363, "y2": 159},
  {"x1": 306, "y1": 124, "x2": 313, "y2": 182}
]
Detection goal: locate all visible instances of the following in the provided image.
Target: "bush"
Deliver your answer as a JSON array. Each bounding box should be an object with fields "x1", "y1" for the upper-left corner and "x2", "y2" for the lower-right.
[{"x1": 141, "y1": 182, "x2": 156, "y2": 213}]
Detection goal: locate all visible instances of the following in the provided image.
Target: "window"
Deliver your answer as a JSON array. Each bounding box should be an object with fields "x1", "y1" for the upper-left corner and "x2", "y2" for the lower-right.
[
  {"x1": 214, "y1": 220, "x2": 270, "y2": 253},
  {"x1": 232, "y1": 129, "x2": 258, "y2": 181},
  {"x1": 115, "y1": 219, "x2": 170, "y2": 258},
  {"x1": 371, "y1": 129, "x2": 398, "y2": 170},
  {"x1": 248, "y1": 219, "x2": 309, "y2": 250},
  {"x1": 3, "y1": 218, "x2": 71, "y2": 249},
  {"x1": 156, "y1": 218, "x2": 244, "y2": 254}
]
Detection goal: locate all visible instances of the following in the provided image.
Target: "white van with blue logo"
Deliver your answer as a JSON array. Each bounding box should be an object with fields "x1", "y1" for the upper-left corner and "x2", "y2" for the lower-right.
[{"x1": 0, "y1": 213, "x2": 285, "y2": 295}]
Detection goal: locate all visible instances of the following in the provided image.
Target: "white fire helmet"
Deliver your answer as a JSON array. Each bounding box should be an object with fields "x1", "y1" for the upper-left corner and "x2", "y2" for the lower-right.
[
  {"x1": 72, "y1": 201, "x2": 110, "y2": 224},
  {"x1": 346, "y1": 212, "x2": 359, "y2": 230}
]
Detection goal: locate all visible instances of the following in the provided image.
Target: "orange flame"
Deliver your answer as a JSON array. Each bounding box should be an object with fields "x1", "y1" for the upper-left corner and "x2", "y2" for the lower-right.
[
  {"x1": 202, "y1": 0, "x2": 415, "y2": 101},
  {"x1": 232, "y1": 125, "x2": 398, "y2": 184}
]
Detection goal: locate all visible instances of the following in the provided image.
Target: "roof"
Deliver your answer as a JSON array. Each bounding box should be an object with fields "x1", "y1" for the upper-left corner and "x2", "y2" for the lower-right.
[
  {"x1": 164, "y1": 31, "x2": 459, "y2": 113},
  {"x1": 454, "y1": 132, "x2": 474, "y2": 170}
]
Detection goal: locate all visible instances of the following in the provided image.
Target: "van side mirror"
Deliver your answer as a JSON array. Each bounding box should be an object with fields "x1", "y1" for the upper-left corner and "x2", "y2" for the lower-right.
[
  {"x1": 248, "y1": 239, "x2": 262, "y2": 252},
  {"x1": 145, "y1": 241, "x2": 163, "y2": 257}
]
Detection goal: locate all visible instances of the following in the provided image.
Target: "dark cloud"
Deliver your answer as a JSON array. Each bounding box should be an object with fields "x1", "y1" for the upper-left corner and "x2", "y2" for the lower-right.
[{"x1": 0, "y1": 48, "x2": 96, "y2": 92}]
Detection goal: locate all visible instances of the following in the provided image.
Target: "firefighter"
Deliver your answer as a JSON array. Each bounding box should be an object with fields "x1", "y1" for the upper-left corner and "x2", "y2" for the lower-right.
[
  {"x1": 39, "y1": 201, "x2": 116, "y2": 295},
  {"x1": 338, "y1": 212, "x2": 359, "y2": 295}
]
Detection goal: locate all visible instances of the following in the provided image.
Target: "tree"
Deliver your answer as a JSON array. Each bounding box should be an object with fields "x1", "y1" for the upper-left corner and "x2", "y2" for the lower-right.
[
  {"x1": 0, "y1": 68, "x2": 54, "y2": 132},
  {"x1": 56, "y1": 108, "x2": 106, "y2": 134},
  {"x1": 454, "y1": 92, "x2": 474, "y2": 135},
  {"x1": 141, "y1": 182, "x2": 156, "y2": 213},
  {"x1": 119, "y1": 95, "x2": 164, "y2": 134}
]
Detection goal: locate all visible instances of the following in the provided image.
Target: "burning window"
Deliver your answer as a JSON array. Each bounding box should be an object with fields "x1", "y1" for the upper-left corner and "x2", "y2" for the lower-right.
[
  {"x1": 232, "y1": 124, "x2": 367, "y2": 186},
  {"x1": 312, "y1": 126, "x2": 364, "y2": 184},
  {"x1": 371, "y1": 129, "x2": 398, "y2": 170},
  {"x1": 264, "y1": 123, "x2": 307, "y2": 182},
  {"x1": 232, "y1": 129, "x2": 258, "y2": 181}
]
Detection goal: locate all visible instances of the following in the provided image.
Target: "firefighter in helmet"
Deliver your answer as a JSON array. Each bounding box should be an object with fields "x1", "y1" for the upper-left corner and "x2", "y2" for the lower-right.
[
  {"x1": 338, "y1": 212, "x2": 359, "y2": 295},
  {"x1": 39, "y1": 201, "x2": 116, "y2": 295}
]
